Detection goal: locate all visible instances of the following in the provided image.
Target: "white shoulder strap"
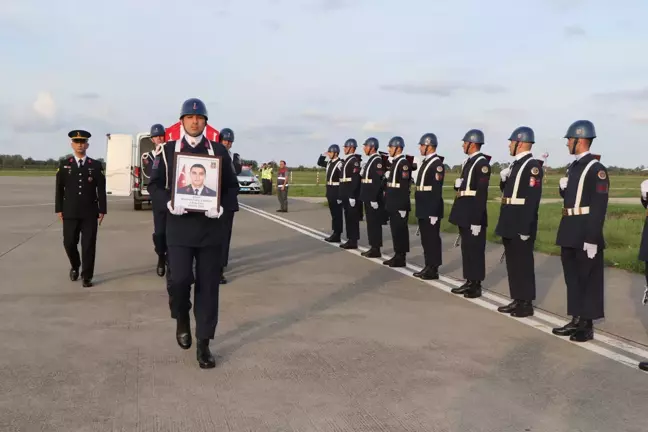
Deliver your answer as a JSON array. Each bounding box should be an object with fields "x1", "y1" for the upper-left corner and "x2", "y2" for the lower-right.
[{"x1": 510, "y1": 157, "x2": 534, "y2": 199}]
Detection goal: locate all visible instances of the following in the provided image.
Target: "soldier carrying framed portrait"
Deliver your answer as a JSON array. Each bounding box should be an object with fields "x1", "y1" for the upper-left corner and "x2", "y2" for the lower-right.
[{"x1": 171, "y1": 153, "x2": 222, "y2": 212}]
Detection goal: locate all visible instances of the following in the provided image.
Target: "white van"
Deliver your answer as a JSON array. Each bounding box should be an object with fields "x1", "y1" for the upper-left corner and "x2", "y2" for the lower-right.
[{"x1": 104, "y1": 132, "x2": 156, "y2": 210}]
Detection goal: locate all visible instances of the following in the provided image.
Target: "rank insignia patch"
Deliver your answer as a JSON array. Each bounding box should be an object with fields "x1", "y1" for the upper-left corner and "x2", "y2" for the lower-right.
[
  {"x1": 437, "y1": 165, "x2": 443, "y2": 172},
  {"x1": 481, "y1": 166, "x2": 489, "y2": 174},
  {"x1": 531, "y1": 167, "x2": 540, "y2": 175},
  {"x1": 598, "y1": 170, "x2": 607, "y2": 180}
]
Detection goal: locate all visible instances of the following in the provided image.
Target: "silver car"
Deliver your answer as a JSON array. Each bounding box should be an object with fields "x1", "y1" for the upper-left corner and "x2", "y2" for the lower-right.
[{"x1": 237, "y1": 168, "x2": 261, "y2": 194}]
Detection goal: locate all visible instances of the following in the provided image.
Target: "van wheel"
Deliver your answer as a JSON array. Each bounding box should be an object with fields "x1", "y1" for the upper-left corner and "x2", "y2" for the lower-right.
[{"x1": 134, "y1": 200, "x2": 142, "y2": 211}]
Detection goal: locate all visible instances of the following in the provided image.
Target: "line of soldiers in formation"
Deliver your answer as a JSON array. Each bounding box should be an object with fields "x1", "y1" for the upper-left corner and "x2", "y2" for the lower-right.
[{"x1": 316, "y1": 119, "x2": 646, "y2": 371}]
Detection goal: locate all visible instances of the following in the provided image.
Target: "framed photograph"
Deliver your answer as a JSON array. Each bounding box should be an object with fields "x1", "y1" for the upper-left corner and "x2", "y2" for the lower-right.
[{"x1": 171, "y1": 153, "x2": 222, "y2": 212}]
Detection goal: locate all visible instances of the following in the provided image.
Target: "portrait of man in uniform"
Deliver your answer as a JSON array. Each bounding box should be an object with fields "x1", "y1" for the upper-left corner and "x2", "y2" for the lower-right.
[
  {"x1": 177, "y1": 163, "x2": 217, "y2": 197},
  {"x1": 172, "y1": 154, "x2": 222, "y2": 212}
]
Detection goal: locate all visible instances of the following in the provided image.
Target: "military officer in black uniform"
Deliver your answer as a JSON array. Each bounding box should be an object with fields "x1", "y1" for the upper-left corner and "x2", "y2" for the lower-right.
[
  {"x1": 218, "y1": 127, "x2": 242, "y2": 284},
  {"x1": 448, "y1": 129, "x2": 491, "y2": 298},
  {"x1": 638, "y1": 180, "x2": 648, "y2": 371},
  {"x1": 413, "y1": 133, "x2": 445, "y2": 280},
  {"x1": 552, "y1": 120, "x2": 609, "y2": 343},
  {"x1": 359, "y1": 137, "x2": 385, "y2": 258},
  {"x1": 317, "y1": 144, "x2": 344, "y2": 242},
  {"x1": 144, "y1": 123, "x2": 170, "y2": 277},
  {"x1": 494, "y1": 126, "x2": 544, "y2": 317},
  {"x1": 149, "y1": 98, "x2": 238, "y2": 369},
  {"x1": 383, "y1": 136, "x2": 412, "y2": 267},
  {"x1": 338, "y1": 138, "x2": 362, "y2": 249},
  {"x1": 55, "y1": 130, "x2": 107, "y2": 288}
]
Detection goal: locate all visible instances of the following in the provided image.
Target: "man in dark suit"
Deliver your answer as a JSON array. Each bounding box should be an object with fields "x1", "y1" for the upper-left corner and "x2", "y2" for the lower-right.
[
  {"x1": 177, "y1": 163, "x2": 217, "y2": 196},
  {"x1": 55, "y1": 129, "x2": 107, "y2": 288}
]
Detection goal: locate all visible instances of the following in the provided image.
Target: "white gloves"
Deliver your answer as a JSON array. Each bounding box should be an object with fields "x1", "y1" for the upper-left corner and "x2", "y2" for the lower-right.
[
  {"x1": 559, "y1": 177, "x2": 568, "y2": 190},
  {"x1": 641, "y1": 180, "x2": 648, "y2": 198},
  {"x1": 519, "y1": 234, "x2": 530, "y2": 241},
  {"x1": 385, "y1": 171, "x2": 391, "y2": 178},
  {"x1": 370, "y1": 201, "x2": 378, "y2": 209},
  {"x1": 337, "y1": 199, "x2": 342, "y2": 204},
  {"x1": 349, "y1": 198, "x2": 356, "y2": 207},
  {"x1": 205, "y1": 206, "x2": 224, "y2": 219},
  {"x1": 430, "y1": 216, "x2": 438, "y2": 225},
  {"x1": 167, "y1": 201, "x2": 187, "y2": 215},
  {"x1": 399, "y1": 210, "x2": 406, "y2": 218},
  {"x1": 500, "y1": 167, "x2": 511, "y2": 182},
  {"x1": 455, "y1": 178, "x2": 464, "y2": 188},
  {"x1": 470, "y1": 225, "x2": 481, "y2": 236},
  {"x1": 583, "y1": 242, "x2": 597, "y2": 259}
]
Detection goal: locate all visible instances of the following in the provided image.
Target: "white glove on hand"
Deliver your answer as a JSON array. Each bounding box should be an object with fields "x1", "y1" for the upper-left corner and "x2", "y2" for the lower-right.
[
  {"x1": 500, "y1": 167, "x2": 511, "y2": 182},
  {"x1": 519, "y1": 234, "x2": 530, "y2": 241},
  {"x1": 470, "y1": 225, "x2": 481, "y2": 236},
  {"x1": 641, "y1": 180, "x2": 648, "y2": 198},
  {"x1": 455, "y1": 178, "x2": 464, "y2": 188},
  {"x1": 205, "y1": 206, "x2": 224, "y2": 219},
  {"x1": 559, "y1": 177, "x2": 568, "y2": 190},
  {"x1": 399, "y1": 210, "x2": 406, "y2": 218},
  {"x1": 349, "y1": 198, "x2": 356, "y2": 207},
  {"x1": 167, "y1": 201, "x2": 187, "y2": 215},
  {"x1": 370, "y1": 201, "x2": 378, "y2": 209},
  {"x1": 430, "y1": 216, "x2": 438, "y2": 225},
  {"x1": 337, "y1": 199, "x2": 342, "y2": 204},
  {"x1": 385, "y1": 171, "x2": 391, "y2": 178},
  {"x1": 583, "y1": 242, "x2": 597, "y2": 259}
]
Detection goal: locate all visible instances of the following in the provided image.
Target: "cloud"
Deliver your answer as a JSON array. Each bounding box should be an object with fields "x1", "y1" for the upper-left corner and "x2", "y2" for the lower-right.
[
  {"x1": 380, "y1": 82, "x2": 508, "y2": 97},
  {"x1": 563, "y1": 25, "x2": 586, "y2": 37},
  {"x1": 75, "y1": 92, "x2": 101, "y2": 100},
  {"x1": 593, "y1": 87, "x2": 648, "y2": 101},
  {"x1": 309, "y1": 0, "x2": 351, "y2": 12},
  {"x1": 33, "y1": 92, "x2": 57, "y2": 121},
  {"x1": 629, "y1": 111, "x2": 648, "y2": 124},
  {"x1": 299, "y1": 111, "x2": 360, "y2": 128},
  {"x1": 361, "y1": 121, "x2": 390, "y2": 133}
]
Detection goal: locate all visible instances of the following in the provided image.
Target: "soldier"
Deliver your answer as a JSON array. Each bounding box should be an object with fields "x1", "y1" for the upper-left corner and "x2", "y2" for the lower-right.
[
  {"x1": 276, "y1": 160, "x2": 289, "y2": 212},
  {"x1": 55, "y1": 130, "x2": 107, "y2": 288},
  {"x1": 413, "y1": 133, "x2": 445, "y2": 280},
  {"x1": 383, "y1": 136, "x2": 412, "y2": 267},
  {"x1": 317, "y1": 144, "x2": 344, "y2": 242},
  {"x1": 218, "y1": 128, "x2": 241, "y2": 284},
  {"x1": 448, "y1": 129, "x2": 491, "y2": 298},
  {"x1": 639, "y1": 180, "x2": 648, "y2": 371},
  {"x1": 494, "y1": 127, "x2": 543, "y2": 317},
  {"x1": 338, "y1": 138, "x2": 362, "y2": 249},
  {"x1": 552, "y1": 120, "x2": 609, "y2": 343},
  {"x1": 149, "y1": 98, "x2": 238, "y2": 369},
  {"x1": 144, "y1": 123, "x2": 170, "y2": 277},
  {"x1": 359, "y1": 137, "x2": 385, "y2": 258}
]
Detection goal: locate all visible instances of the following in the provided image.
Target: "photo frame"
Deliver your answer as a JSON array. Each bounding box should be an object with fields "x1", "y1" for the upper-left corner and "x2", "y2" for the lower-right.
[{"x1": 171, "y1": 153, "x2": 222, "y2": 212}]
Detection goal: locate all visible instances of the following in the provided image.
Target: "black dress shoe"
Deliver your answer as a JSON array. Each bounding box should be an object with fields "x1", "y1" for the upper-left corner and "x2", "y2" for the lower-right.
[
  {"x1": 197, "y1": 339, "x2": 216, "y2": 369},
  {"x1": 498, "y1": 300, "x2": 519, "y2": 313},
  {"x1": 361, "y1": 247, "x2": 381, "y2": 258},
  {"x1": 82, "y1": 279, "x2": 93, "y2": 287},
  {"x1": 552, "y1": 316, "x2": 581, "y2": 336},
  {"x1": 156, "y1": 255, "x2": 166, "y2": 277},
  {"x1": 451, "y1": 281, "x2": 471, "y2": 294},
  {"x1": 324, "y1": 233, "x2": 341, "y2": 243},
  {"x1": 413, "y1": 265, "x2": 429, "y2": 278},
  {"x1": 388, "y1": 254, "x2": 406, "y2": 268},
  {"x1": 639, "y1": 362, "x2": 648, "y2": 372},
  {"x1": 69, "y1": 268, "x2": 79, "y2": 281},
  {"x1": 463, "y1": 282, "x2": 482, "y2": 299},
  {"x1": 510, "y1": 300, "x2": 534, "y2": 318},
  {"x1": 339, "y1": 240, "x2": 358, "y2": 249},
  {"x1": 420, "y1": 267, "x2": 439, "y2": 280},
  {"x1": 176, "y1": 317, "x2": 192, "y2": 350},
  {"x1": 570, "y1": 327, "x2": 594, "y2": 342},
  {"x1": 382, "y1": 256, "x2": 394, "y2": 265}
]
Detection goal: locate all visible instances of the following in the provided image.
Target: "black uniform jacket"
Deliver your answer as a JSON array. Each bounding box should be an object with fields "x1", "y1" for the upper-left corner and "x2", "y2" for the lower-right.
[
  {"x1": 148, "y1": 136, "x2": 238, "y2": 248},
  {"x1": 448, "y1": 152, "x2": 491, "y2": 228},
  {"x1": 639, "y1": 195, "x2": 648, "y2": 261},
  {"x1": 338, "y1": 154, "x2": 362, "y2": 200},
  {"x1": 494, "y1": 153, "x2": 544, "y2": 239},
  {"x1": 317, "y1": 155, "x2": 343, "y2": 200},
  {"x1": 414, "y1": 154, "x2": 445, "y2": 219},
  {"x1": 555, "y1": 153, "x2": 609, "y2": 249},
  {"x1": 55, "y1": 156, "x2": 107, "y2": 219},
  {"x1": 384, "y1": 154, "x2": 413, "y2": 212},
  {"x1": 222, "y1": 152, "x2": 242, "y2": 212},
  {"x1": 359, "y1": 153, "x2": 385, "y2": 203}
]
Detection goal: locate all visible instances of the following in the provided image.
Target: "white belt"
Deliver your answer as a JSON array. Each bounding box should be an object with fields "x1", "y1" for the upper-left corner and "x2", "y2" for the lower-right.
[
  {"x1": 501, "y1": 197, "x2": 525, "y2": 205},
  {"x1": 562, "y1": 206, "x2": 590, "y2": 216},
  {"x1": 361, "y1": 179, "x2": 373, "y2": 184},
  {"x1": 456, "y1": 190, "x2": 476, "y2": 197},
  {"x1": 416, "y1": 186, "x2": 432, "y2": 191},
  {"x1": 327, "y1": 181, "x2": 340, "y2": 186}
]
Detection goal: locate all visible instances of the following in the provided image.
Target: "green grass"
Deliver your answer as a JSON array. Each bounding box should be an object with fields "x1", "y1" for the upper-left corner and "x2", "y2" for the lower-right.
[{"x1": 0, "y1": 169, "x2": 57, "y2": 176}]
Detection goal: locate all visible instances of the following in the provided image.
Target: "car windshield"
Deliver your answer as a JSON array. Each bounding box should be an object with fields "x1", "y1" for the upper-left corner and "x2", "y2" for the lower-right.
[{"x1": 240, "y1": 170, "x2": 254, "y2": 177}]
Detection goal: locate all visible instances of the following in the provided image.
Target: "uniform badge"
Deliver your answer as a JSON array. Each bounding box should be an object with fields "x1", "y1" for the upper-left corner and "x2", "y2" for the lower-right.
[
  {"x1": 531, "y1": 167, "x2": 540, "y2": 175},
  {"x1": 435, "y1": 173, "x2": 443, "y2": 181},
  {"x1": 529, "y1": 176, "x2": 538, "y2": 187},
  {"x1": 402, "y1": 172, "x2": 409, "y2": 179},
  {"x1": 481, "y1": 166, "x2": 489, "y2": 174},
  {"x1": 377, "y1": 163, "x2": 382, "y2": 168},
  {"x1": 88, "y1": 177, "x2": 93, "y2": 182},
  {"x1": 354, "y1": 161, "x2": 359, "y2": 166},
  {"x1": 436, "y1": 166, "x2": 443, "y2": 172},
  {"x1": 403, "y1": 165, "x2": 409, "y2": 171},
  {"x1": 597, "y1": 170, "x2": 607, "y2": 179}
]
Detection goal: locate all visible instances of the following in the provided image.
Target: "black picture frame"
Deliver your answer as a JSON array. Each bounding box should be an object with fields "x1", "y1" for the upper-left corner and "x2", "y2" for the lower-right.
[{"x1": 170, "y1": 152, "x2": 222, "y2": 212}]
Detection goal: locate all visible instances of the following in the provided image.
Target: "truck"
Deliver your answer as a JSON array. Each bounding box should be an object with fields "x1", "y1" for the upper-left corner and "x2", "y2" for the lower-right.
[{"x1": 104, "y1": 122, "x2": 220, "y2": 210}]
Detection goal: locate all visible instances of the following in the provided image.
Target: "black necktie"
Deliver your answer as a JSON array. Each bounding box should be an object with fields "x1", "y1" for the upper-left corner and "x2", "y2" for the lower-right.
[
  {"x1": 78, "y1": 159, "x2": 83, "y2": 168},
  {"x1": 194, "y1": 189, "x2": 199, "y2": 195}
]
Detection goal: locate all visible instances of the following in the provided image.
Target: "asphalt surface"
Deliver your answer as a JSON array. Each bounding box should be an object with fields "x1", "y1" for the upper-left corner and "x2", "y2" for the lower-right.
[{"x1": 1, "y1": 176, "x2": 648, "y2": 432}]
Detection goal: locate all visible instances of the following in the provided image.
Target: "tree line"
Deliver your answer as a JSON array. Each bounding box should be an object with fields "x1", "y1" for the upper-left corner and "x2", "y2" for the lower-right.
[{"x1": 0, "y1": 154, "x2": 106, "y2": 169}]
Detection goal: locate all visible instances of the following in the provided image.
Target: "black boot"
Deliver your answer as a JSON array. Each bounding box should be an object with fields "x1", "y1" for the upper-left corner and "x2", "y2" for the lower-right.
[
  {"x1": 420, "y1": 266, "x2": 439, "y2": 280},
  {"x1": 569, "y1": 319, "x2": 594, "y2": 342},
  {"x1": 156, "y1": 255, "x2": 166, "y2": 277},
  {"x1": 324, "y1": 233, "x2": 341, "y2": 243},
  {"x1": 340, "y1": 240, "x2": 358, "y2": 249},
  {"x1": 497, "y1": 300, "x2": 519, "y2": 314},
  {"x1": 176, "y1": 315, "x2": 192, "y2": 350},
  {"x1": 510, "y1": 300, "x2": 534, "y2": 318},
  {"x1": 639, "y1": 362, "x2": 648, "y2": 372},
  {"x1": 552, "y1": 316, "x2": 581, "y2": 337},
  {"x1": 451, "y1": 281, "x2": 471, "y2": 294},
  {"x1": 362, "y1": 247, "x2": 381, "y2": 258},
  {"x1": 197, "y1": 339, "x2": 216, "y2": 369},
  {"x1": 220, "y1": 268, "x2": 227, "y2": 284},
  {"x1": 413, "y1": 265, "x2": 429, "y2": 278},
  {"x1": 69, "y1": 268, "x2": 79, "y2": 281},
  {"x1": 463, "y1": 281, "x2": 482, "y2": 298},
  {"x1": 388, "y1": 253, "x2": 406, "y2": 267}
]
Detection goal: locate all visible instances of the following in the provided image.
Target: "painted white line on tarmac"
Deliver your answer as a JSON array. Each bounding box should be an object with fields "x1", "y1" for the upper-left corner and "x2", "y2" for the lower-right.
[{"x1": 240, "y1": 202, "x2": 648, "y2": 373}]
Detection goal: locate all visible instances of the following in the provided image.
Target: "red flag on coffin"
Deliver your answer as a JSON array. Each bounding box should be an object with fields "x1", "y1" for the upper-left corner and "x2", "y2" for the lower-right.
[
  {"x1": 177, "y1": 164, "x2": 187, "y2": 189},
  {"x1": 165, "y1": 121, "x2": 220, "y2": 143}
]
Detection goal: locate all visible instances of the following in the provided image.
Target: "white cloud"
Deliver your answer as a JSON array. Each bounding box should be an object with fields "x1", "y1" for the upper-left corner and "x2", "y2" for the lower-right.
[
  {"x1": 33, "y1": 92, "x2": 57, "y2": 122},
  {"x1": 361, "y1": 121, "x2": 390, "y2": 132}
]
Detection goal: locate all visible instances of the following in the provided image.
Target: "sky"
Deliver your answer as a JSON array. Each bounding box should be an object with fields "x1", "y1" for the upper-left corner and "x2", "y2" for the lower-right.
[{"x1": 1, "y1": 0, "x2": 648, "y2": 168}]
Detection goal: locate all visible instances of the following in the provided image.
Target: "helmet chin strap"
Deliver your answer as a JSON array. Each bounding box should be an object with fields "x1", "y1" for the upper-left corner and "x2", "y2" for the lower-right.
[
  {"x1": 570, "y1": 138, "x2": 579, "y2": 155},
  {"x1": 512, "y1": 141, "x2": 520, "y2": 156}
]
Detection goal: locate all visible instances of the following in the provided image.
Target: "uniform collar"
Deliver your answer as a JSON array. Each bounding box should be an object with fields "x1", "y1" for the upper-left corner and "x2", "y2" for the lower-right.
[
  {"x1": 575, "y1": 151, "x2": 591, "y2": 161},
  {"x1": 425, "y1": 152, "x2": 437, "y2": 160},
  {"x1": 183, "y1": 134, "x2": 205, "y2": 148},
  {"x1": 468, "y1": 151, "x2": 482, "y2": 160},
  {"x1": 514, "y1": 151, "x2": 531, "y2": 161},
  {"x1": 191, "y1": 185, "x2": 204, "y2": 194},
  {"x1": 76, "y1": 155, "x2": 87, "y2": 166}
]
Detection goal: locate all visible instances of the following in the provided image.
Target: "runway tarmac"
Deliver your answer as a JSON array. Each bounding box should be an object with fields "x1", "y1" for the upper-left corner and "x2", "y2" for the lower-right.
[{"x1": 1, "y1": 176, "x2": 647, "y2": 432}]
